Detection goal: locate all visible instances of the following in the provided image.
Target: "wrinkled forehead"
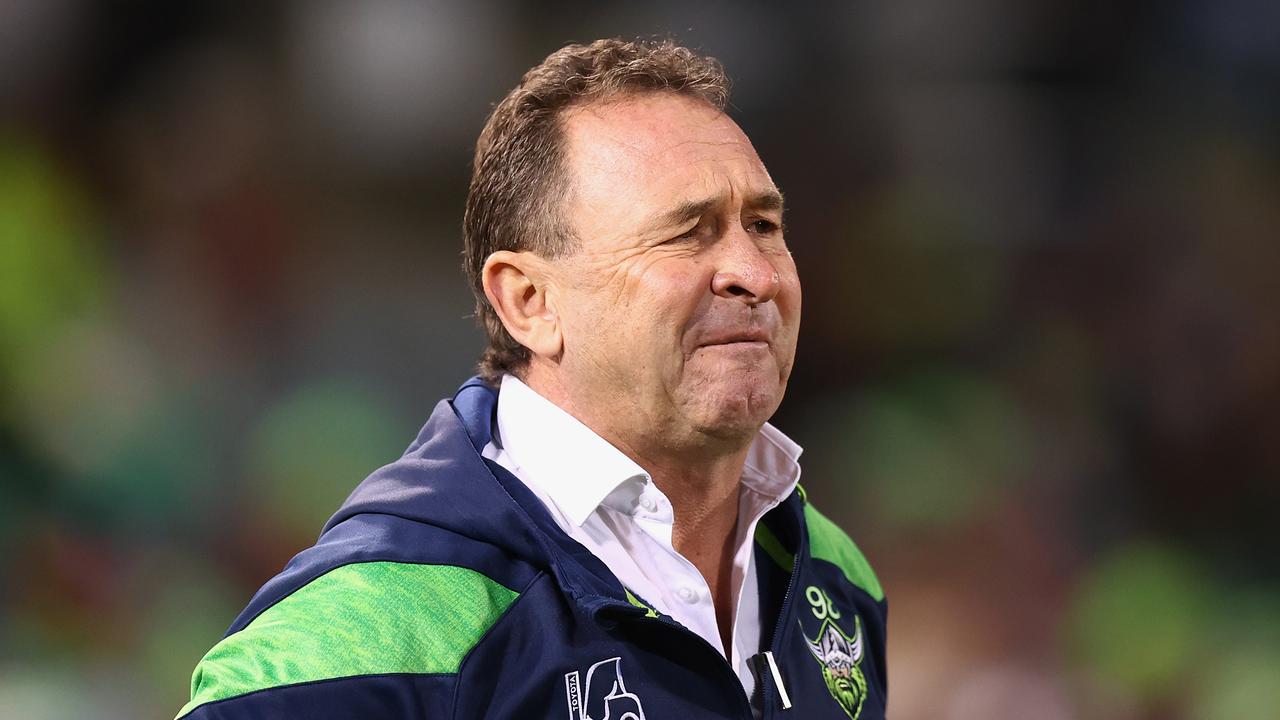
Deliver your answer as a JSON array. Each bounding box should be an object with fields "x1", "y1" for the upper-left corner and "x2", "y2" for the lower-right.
[{"x1": 560, "y1": 93, "x2": 776, "y2": 231}]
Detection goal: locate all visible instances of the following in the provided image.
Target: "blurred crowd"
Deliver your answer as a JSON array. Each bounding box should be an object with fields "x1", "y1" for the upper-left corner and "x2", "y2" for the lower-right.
[{"x1": 1, "y1": 2, "x2": 1277, "y2": 718}]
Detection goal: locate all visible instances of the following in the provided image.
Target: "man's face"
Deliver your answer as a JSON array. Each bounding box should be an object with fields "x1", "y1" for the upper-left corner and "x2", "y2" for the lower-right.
[{"x1": 547, "y1": 92, "x2": 801, "y2": 452}]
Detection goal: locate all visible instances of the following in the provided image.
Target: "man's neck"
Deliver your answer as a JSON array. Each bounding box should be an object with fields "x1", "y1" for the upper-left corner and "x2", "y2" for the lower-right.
[
  {"x1": 523, "y1": 367, "x2": 753, "y2": 551},
  {"x1": 584, "y1": 412, "x2": 754, "y2": 591},
  {"x1": 646, "y1": 452, "x2": 747, "y2": 653},
  {"x1": 635, "y1": 447, "x2": 750, "y2": 551},
  {"x1": 523, "y1": 367, "x2": 752, "y2": 649}
]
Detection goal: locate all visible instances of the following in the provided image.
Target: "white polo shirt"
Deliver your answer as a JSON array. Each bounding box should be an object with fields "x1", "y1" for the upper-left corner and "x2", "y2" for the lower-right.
[{"x1": 480, "y1": 374, "x2": 802, "y2": 695}]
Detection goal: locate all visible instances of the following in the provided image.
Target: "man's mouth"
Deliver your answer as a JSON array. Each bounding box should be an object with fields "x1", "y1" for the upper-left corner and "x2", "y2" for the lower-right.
[{"x1": 698, "y1": 329, "x2": 771, "y2": 348}]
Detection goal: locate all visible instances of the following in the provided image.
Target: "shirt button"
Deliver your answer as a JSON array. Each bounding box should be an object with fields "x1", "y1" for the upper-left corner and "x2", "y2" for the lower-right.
[
  {"x1": 638, "y1": 496, "x2": 657, "y2": 513},
  {"x1": 677, "y1": 587, "x2": 698, "y2": 603}
]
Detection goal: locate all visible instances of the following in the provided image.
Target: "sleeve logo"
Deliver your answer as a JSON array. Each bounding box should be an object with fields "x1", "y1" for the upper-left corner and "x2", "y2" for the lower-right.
[
  {"x1": 801, "y1": 585, "x2": 868, "y2": 720},
  {"x1": 564, "y1": 657, "x2": 646, "y2": 720}
]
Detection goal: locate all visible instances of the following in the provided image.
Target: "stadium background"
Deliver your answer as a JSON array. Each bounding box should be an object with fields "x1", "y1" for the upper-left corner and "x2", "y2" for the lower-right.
[{"x1": 2, "y1": 1, "x2": 1277, "y2": 718}]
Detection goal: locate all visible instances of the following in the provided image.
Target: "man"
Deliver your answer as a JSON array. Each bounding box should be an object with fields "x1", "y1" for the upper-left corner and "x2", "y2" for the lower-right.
[{"x1": 178, "y1": 38, "x2": 886, "y2": 719}]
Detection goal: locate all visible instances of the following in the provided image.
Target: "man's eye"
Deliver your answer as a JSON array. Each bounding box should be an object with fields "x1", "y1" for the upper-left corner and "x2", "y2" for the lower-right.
[{"x1": 749, "y1": 219, "x2": 780, "y2": 234}]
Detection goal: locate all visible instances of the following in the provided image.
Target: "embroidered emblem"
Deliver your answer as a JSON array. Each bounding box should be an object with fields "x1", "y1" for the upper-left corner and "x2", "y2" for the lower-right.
[
  {"x1": 564, "y1": 657, "x2": 646, "y2": 720},
  {"x1": 801, "y1": 586, "x2": 868, "y2": 720}
]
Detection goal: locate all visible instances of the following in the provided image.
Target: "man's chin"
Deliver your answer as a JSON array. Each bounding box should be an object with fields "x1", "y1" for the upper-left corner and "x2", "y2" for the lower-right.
[{"x1": 685, "y1": 382, "x2": 784, "y2": 441}]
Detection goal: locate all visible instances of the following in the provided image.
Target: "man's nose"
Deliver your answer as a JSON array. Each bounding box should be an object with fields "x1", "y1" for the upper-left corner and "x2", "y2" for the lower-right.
[{"x1": 710, "y1": 231, "x2": 782, "y2": 305}]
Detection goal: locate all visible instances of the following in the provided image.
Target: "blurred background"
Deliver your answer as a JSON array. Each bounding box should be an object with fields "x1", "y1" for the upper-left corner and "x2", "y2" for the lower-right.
[{"x1": 2, "y1": 1, "x2": 1278, "y2": 718}]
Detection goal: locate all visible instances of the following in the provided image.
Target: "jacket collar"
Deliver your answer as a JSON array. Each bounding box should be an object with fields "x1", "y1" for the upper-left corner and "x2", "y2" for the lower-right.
[{"x1": 450, "y1": 377, "x2": 643, "y2": 616}]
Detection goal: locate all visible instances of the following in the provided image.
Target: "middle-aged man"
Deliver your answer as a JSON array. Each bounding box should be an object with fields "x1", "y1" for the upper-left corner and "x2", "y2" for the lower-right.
[{"x1": 178, "y1": 38, "x2": 886, "y2": 720}]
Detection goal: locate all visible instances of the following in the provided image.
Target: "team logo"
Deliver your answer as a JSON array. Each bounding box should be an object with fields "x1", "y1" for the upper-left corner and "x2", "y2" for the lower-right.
[
  {"x1": 801, "y1": 586, "x2": 868, "y2": 720},
  {"x1": 564, "y1": 657, "x2": 646, "y2": 720}
]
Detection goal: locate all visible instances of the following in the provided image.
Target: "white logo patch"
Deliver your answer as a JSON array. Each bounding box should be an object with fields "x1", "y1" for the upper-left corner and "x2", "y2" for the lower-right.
[{"x1": 564, "y1": 656, "x2": 646, "y2": 720}]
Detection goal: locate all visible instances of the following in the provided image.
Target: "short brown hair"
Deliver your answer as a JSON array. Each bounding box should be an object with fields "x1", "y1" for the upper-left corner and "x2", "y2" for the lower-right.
[{"x1": 462, "y1": 38, "x2": 730, "y2": 383}]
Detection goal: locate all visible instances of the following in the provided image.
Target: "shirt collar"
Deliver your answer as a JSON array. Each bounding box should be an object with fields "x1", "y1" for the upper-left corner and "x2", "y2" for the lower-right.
[
  {"x1": 495, "y1": 374, "x2": 650, "y2": 527},
  {"x1": 494, "y1": 374, "x2": 804, "y2": 526},
  {"x1": 742, "y1": 421, "x2": 804, "y2": 503}
]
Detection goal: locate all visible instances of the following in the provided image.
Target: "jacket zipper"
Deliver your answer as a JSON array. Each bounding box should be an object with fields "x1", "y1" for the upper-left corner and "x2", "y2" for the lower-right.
[{"x1": 760, "y1": 529, "x2": 805, "y2": 718}]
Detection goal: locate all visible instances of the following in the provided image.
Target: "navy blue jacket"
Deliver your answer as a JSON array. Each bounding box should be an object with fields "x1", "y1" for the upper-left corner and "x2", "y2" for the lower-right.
[{"x1": 178, "y1": 378, "x2": 888, "y2": 719}]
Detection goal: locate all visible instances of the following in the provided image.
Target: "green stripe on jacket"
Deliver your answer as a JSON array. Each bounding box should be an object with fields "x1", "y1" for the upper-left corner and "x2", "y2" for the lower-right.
[
  {"x1": 804, "y1": 503, "x2": 885, "y2": 602},
  {"x1": 177, "y1": 562, "x2": 520, "y2": 718}
]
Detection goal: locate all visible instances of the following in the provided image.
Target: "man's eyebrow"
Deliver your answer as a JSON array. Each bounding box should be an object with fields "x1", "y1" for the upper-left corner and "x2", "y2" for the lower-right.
[
  {"x1": 647, "y1": 190, "x2": 786, "y2": 231},
  {"x1": 650, "y1": 198, "x2": 716, "y2": 231},
  {"x1": 748, "y1": 189, "x2": 786, "y2": 214}
]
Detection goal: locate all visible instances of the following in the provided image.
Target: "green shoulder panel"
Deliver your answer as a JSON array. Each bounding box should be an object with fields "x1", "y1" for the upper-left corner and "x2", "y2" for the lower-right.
[
  {"x1": 804, "y1": 502, "x2": 885, "y2": 602},
  {"x1": 177, "y1": 562, "x2": 520, "y2": 718}
]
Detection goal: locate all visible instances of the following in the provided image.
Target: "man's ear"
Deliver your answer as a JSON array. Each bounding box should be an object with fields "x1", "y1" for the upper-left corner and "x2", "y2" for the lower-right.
[{"x1": 481, "y1": 251, "x2": 563, "y2": 361}]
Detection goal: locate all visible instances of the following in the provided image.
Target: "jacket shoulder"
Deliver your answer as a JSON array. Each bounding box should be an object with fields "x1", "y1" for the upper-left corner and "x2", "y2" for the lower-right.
[
  {"x1": 803, "y1": 499, "x2": 885, "y2": 602},
  {"x1": 178, "y1": 515, "x2": 536, "y2": 718}
]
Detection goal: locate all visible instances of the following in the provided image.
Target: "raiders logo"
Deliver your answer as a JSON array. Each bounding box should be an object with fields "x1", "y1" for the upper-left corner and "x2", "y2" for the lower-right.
[{"x1": 800, "y1": 586, "x2": 868, "y2": 719}]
